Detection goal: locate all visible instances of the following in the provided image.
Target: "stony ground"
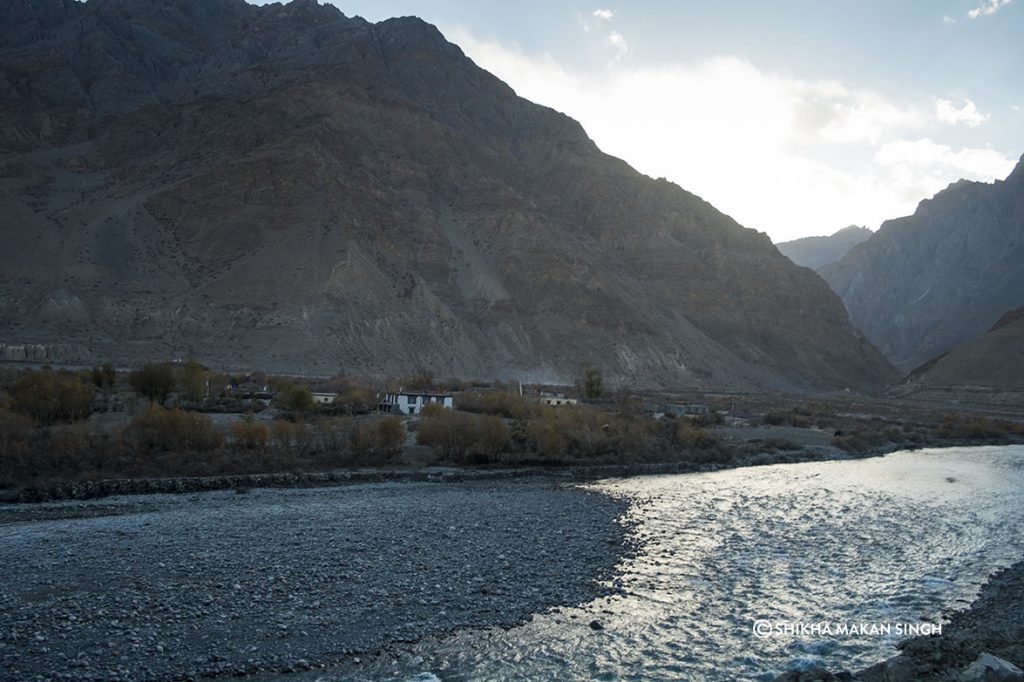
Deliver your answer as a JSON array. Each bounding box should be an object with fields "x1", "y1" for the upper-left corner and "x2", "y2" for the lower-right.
[{"x1": 0, "y1": 480, "x2": 632, "y2": 681}]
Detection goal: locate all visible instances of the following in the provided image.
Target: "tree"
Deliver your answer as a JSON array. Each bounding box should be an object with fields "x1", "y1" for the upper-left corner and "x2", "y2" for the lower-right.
[
  {"x1": 10, "y1": 370, "x2": 95, "y2": 424},
  {"x1": 130, "y1": 363, "x2": 176, "y2": 404},
  {"x1": 275, "y1": 384, "x2": 315, "y2": 413},
  {"x1": 582, "y1": 363, "x2": 603, "y2": 400},
  {"x1": 180, "y1": 359, "x2": 207, "y2": 402},
  {"x1": 91, "y1": 362, "x2": 117, "y2": 389},
  {"x1": 403, "y1": 368, "x2": 435, "y2": 391}
]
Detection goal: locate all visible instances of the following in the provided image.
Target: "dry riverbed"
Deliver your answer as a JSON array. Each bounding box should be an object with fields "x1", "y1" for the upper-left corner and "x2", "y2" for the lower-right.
[{"x1": 0, "y1": 480, "x2": 632, "y2": 681}]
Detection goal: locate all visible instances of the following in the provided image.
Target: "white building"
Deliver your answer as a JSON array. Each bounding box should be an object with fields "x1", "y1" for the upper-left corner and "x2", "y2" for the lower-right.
[
  {"x1": 380, "y1": 392, "x2": 454, "y2": 415},
  {"x1": 539, "y1": 394, "x2": 578, "y2": 407},
  {"x1": 311, "y1": 392, "x2": 338, "y2": 405}
]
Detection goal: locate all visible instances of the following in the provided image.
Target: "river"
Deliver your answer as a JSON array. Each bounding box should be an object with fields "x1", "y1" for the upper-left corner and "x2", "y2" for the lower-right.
[{"x1": 308, "y1": 445, "x2": 1024, "y2": 681}]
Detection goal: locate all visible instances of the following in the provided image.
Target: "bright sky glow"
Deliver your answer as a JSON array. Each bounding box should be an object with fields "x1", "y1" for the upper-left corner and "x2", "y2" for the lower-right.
[{"x1": 278, "y1": 1, "x2": 1024, "y2": 242}]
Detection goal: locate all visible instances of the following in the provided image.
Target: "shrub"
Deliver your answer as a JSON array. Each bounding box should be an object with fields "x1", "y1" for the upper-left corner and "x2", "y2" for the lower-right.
[
  {"x1": 677, "y1": 423, "x2": 718, "y2": 450},
  {"x1": 525, "y1": 414, "x2": 568, "y2": 460},
  {"x1": 333, "y1": 387, "x2": 375, "y2": 414},
  {"x1": 313, "y1": 416, "x2": 350, "y2": 452},
  {"x1": 271, "y1": 419, "x2": 314, "y2": 453},
  {"x1": 455, "y1": 391, "x2": 539, "y2": 420},
  {"x1": 376, "y1": 417, "x2": 406, "y2": 455},
  {"x1": 350, "y1": 417, "x2": 406, "y2": 463},
  {"x1": 688, "y1": 411, "x2": 724, "y2": 427},
  {"x1": 936, "y1": 415, "x2": 1019, "y2": 440},
  {"x1": 418, "y1": 409, "x2": 478, "y2": 459},
  {"x1": 10, "y1": 370, "x2": 95, "y2": 424},
  {"x1": 0, "y1": 408, "x2": 33, "y2": 457},
  {"x1": 761, "y1": 437, "x2": 800, "y2": 452},
  {"x1": 127, "y1": 405, "x2": 223, "y2": 451},
  {"x1": 231, "y1": 417, "x2": 268, "y2": 450},
  {"x1": 476, "y1": 415, "x2": 510, "y2": 456}
]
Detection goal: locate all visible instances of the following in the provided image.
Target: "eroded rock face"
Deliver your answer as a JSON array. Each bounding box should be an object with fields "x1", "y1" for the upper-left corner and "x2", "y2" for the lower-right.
[
  {"x1": 0, "y1": 0, "x2": 897, "y2": 390},
  {"x1": 820, "y1": 162, "x2": 1024, "y2": 373}
]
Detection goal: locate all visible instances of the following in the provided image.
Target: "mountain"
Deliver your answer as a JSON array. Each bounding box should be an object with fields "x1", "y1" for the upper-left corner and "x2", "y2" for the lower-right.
[
  {"x1": 0, "y1": 0, "x2": 896, "y2": 391},
  {"x1": 820, "y1": 160, "x2": 1024, "y2": 372},
  {"x1": 776, "y1": 226, "x2": 872, "y2": 271},
  {"x1": 907, "y1": 306, "x2": 1024, "y2": 388}
]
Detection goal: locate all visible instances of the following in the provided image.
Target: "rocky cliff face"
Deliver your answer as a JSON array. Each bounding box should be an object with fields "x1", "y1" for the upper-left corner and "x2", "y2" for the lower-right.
[
  {"x1": 776, "y1": 226, "x2": 872, "y2": 271},
  {"x1": 0, "y1": 0, "x2": 896, "y2": 390},
  {"x1": 820, "y1": 161, "x2": 1024, "y2": 373}
]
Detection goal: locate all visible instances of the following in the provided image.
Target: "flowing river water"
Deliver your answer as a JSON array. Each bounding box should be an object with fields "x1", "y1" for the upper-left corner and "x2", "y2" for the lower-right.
[{"x1": 304, "y1": 445, "x2": 1024, "y2": 681}]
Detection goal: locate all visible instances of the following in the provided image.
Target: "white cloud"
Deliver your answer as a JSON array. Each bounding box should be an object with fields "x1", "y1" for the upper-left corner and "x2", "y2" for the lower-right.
[
  {"x1": 968, "y1": 0, "x2": 1013, "y2": 18},
  {"x1": 935, "y1": 98, "x2": 989, "y2": 127},
  {"x1": 606, "y1": 31, "x2": 628, "y2": 59},
  {"x1": 875, "y1": 138, "x2": 1015, "y2": 195},
  {"x1": 593, "y1": 8, "x2": 615, "y2": 21},
  {"x1": 442, "y1": 26, "x2": 1018, "y2": 241},
  {"x1": 943, "y1": 14, "x2": 957, "y2": 23},
  {"x1": 874, "y1": 138, "x2": 1014, "y2": 175}
]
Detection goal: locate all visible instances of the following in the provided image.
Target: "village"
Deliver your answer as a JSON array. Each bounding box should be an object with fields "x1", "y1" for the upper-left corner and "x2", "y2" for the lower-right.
[{"x1": 2, "y1": 359, "x2": 1021, "y2": 500}]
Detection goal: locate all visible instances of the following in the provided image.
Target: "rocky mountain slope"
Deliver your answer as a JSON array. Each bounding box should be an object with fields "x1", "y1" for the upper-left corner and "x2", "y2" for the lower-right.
[
  {"x1": 776, "y1": 226, "x2": 872, "y2": 271},
  {"x1": 907, "y1": 306, "x2": 1024, "y2": 388},
  {"x1": 0, "y1": 0, "x2": 896, "y2": 390},
  {"x1": 820, "y1": 160, "x2": 1024, "y2": 373}
]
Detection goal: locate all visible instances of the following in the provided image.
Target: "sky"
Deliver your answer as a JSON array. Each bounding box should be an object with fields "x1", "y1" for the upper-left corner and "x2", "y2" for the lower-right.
[{"x1": 300, "y1": 1, "x2": 1021, "y2": 242}]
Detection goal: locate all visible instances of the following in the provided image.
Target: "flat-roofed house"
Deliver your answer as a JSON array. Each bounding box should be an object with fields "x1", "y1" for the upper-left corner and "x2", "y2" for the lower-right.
[{"x1": 380, "y1": 392, "x2": 454, "y2": 415}]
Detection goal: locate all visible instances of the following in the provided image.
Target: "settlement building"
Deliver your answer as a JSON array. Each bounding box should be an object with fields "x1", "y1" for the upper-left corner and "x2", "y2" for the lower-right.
[
  {"x1": 380, "y1": 392, "x2": 454, "y2": 415},
  {"x1": 538, "y1": 394, "x2": 578, "y2": 407}
]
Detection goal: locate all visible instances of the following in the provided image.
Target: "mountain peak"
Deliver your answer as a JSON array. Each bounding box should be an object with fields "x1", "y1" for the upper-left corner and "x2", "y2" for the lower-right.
[
  {"x1": 820, "y1": 161, "x2": 1024, "y2": 372},
  {"x1": 0, "y1": 1, "x2": 897, "y2": 390}
]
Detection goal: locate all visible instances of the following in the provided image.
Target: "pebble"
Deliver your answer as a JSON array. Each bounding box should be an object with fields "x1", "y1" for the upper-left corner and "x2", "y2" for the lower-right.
[{"x1": 0, "y1": 481, "x2": 630, "y2": 680}]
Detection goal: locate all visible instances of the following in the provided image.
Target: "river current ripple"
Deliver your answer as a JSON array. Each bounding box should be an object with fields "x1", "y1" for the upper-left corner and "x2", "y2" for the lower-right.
[{"x1": 329, "y1": 446, "x2": 1024, "y2": 681}]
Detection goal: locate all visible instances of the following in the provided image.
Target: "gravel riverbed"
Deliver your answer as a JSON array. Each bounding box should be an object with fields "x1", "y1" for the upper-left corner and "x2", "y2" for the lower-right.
[{"x1": 0, "y1": 480, "x2": 632, "y2": 681}]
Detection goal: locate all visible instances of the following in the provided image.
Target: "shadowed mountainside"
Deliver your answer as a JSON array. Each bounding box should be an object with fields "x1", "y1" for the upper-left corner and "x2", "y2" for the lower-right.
[
  {"x1": 906, "y1": 306, "x2": 1024, "y2": 389},
  {"x1": 0, "y1": 0, "x2": 896, "y2": 390},
  {"x1": 820, "y1": 159, "x2": 1024, "y2": 373},
  {"x1": 776, "y1": 225, "x2": 872, "y2": 271}
]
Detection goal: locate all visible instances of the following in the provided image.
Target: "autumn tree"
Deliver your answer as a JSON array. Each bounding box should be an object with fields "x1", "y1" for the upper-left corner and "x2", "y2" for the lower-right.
[
  {"x1": 180, "y1": 359, "x2": 207, "y2": 402},
  {"x1": 10, "y1": 370, "x2": 95, "y2": 424}
]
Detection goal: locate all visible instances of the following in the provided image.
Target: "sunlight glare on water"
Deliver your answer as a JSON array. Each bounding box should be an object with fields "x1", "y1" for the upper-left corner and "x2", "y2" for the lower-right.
[{"x1": 313, "y1": 446, "x2": 1024, "y2": 681}]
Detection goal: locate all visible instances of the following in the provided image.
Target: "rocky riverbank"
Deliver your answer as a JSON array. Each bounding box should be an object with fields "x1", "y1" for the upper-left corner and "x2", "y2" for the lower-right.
[
  {"x1": 0, "y1": 438, "x2": 915, "y2": 505},
  {"x1": 780, "y1": 560, "x2": 1024, "y2": 681},
  {"x1": 858, "y1": 560, "x2": 1024, "y2": 681},
  {"x1": 0, "y1": 480, "x2": 633, "y2": 681}
]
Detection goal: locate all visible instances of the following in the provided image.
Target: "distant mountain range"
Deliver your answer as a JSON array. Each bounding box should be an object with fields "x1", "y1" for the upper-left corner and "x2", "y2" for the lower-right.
[
  {"x1": 776, "y1": 226, "x2": 872, "y2": 271},
  {"x1": 0, "y1": 0, "x2": 897, "y2": 391},
  {"x1": 819, "y1": 158, "x2": 1024, "y2": 374}
]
